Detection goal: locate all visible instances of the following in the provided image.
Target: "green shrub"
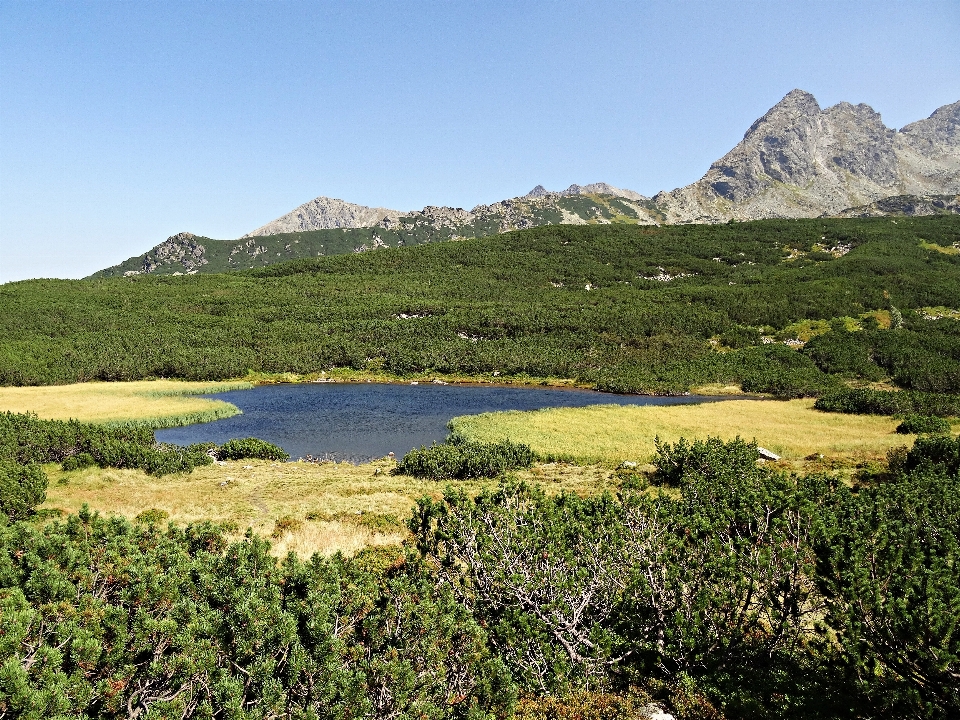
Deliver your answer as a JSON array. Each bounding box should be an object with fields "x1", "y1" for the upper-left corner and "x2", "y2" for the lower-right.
[
  {"x1": 719, "y1": 326, "x2": 762, "y2": 349},
  {"x1": 61, "y1": 452, "x2": 96, "y2": 471},
  {"x1": 735, "y1": 345, "x2": 837, "y2": 398},
  {"x1": 816, "y1": 453, "x2": 960, "y2": 716},
  {"x1": 652, "y1": 435, "x2": 760, "y2": 486},
  {"x1": 803, "y1": 328, "x2": 884, "y2": 380},
  {"x1": 815, "y1": 387, "x2": 960, "y2": 417},
  {"x1": 0, "y1": 459, "x2": 48, "y2": 521},
  {"x1": 895, "y1": 414, "x2": 952, "y2": 435},
  {"x1": 0, "y1": 412, "x2": 275, "y2": 477},
  {"x1": 903, "y1": 433, "x2": 960, "y2": 476},
  {"x1": 216, "y1": 437, "x2": 289, "y2": 461},
  {"x1": 134, "y1": 508, "x2": 169, "y2": 524},
  {"x1": 395, "y1": 437, "x2": 537, "y2": 479}
]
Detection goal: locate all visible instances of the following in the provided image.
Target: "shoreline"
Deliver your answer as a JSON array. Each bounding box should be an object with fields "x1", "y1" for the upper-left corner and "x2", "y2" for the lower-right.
[
  {"x1": 0, "y1": 374, "x2": 759, "y2": 431},
  {"x1": 235, "y1": 369, "x2": 757, "y2": 398}
]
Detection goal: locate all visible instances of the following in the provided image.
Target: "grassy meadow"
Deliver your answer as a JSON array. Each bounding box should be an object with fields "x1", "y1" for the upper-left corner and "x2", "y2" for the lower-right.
[
  {"x1": 451, "y1": 398, "x2": 923, "y2": 465},
  {"x1": 0, "y1": 379, "x2": 251, "y2": 426},
  {"x1": 41, "y1": 456, "x2": 618, "y2": 557}
]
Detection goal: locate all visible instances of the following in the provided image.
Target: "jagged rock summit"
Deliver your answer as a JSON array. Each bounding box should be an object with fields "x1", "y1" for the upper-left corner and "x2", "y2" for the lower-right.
[{"x1": 654, "y1": 90, "x2": 960, "y2": 222}]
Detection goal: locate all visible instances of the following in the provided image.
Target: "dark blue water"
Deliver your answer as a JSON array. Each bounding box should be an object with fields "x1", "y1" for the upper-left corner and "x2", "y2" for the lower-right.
[{"x1": 156, "y1": 382, "x2": 728, "y2": 462}]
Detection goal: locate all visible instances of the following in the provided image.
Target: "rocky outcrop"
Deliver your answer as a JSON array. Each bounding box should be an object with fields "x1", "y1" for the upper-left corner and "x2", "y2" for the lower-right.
[
  {"x1": 653, "y1": 91, "x2": 960, "y2": 222},
  {"x1": 246, "y1": 182, "x2": 653, "y2": 238},
  {"x1": 379, "y1": 205, "x2": 474, "y2": 232},
  {"x1": 523, "y1": 182, "x2": 649, "y2": 202},
  {"x1": 243, "y1": 197, "x2": 401, "y2": 237},
  {"x1": 132, "y1": 232, "x2": 208, "y2": 275},
  {"x1": 830, "y1": 194, "x2": 960, "y2": 218}
]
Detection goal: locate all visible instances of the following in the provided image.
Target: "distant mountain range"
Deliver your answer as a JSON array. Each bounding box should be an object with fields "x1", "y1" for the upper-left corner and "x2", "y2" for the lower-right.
[{"x1": 92, "y1": 90, "x2": 960, "y2": 278}]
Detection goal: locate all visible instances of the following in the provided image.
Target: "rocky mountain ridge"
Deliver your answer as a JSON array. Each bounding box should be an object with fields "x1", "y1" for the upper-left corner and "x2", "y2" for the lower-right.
[
  {"x1": 92, "y1": 90, "x2": 959, "y2": 278},
  {"x1": 242, "y1": 182, "x2": 655, "y2": 239},
  {"x1": 654, "y1": 90, "x2": 959, "y2": 222}
]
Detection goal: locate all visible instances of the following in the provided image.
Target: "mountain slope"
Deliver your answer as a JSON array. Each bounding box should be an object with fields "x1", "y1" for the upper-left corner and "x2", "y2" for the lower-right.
[
  {"x1": 90, "y1": 191, "x2": 662, "y2": 278},
  {"x1": 653, "y1": 91, "x2": 960, "y2": 222},
  {"x1": 829, "y1": 194, "x2": 960, "y2": 218},
  {"x1": 243, "y1": 197, "x2": 402, "y2": 237},
  {"x1": 90, "y1": 90, "x2": 959, "y2": 278}
]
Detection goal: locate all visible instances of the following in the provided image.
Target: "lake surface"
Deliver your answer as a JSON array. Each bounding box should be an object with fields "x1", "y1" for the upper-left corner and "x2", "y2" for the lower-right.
[{"x1": 156, "y1": 382, "x2": 730, "y2": 462}]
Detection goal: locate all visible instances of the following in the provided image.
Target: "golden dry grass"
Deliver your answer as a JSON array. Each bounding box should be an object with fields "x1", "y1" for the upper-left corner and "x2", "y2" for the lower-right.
[
  {"x1": 42, "y1": 458, "x2": 619, "y2": 558},
  {"x1": 450, "y1": 398, "x2": 919, "y2": 465},
  {"x1": 0, "y1": 379, "x2": 250, "y2": 426}
]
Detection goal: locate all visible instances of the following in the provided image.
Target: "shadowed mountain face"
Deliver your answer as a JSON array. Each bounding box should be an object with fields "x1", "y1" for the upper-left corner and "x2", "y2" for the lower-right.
[
  {"x1": 653, "y1": 90, "x2": 960, "y2": 222},
  {"x1": 91, "y1": 90, "x2": 959, "y2": 278}
]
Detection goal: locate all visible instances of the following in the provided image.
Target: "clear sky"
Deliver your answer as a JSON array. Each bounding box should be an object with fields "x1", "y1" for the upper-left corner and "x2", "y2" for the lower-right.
[{"x1": 1, "y1": 0, "x2": 958, "y2": 282}]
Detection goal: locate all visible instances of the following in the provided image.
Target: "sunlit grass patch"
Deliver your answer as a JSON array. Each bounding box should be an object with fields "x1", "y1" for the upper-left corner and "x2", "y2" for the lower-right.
[
  {"x1": 41, "y1": 457, "x2": 618, "y2": 557},
  {"x1": 450, "y1": 399, "x2": 913, "y2": 465},
  {"x1": 920, "y1": 239, "x2": 960, "y2": 255},
  {"x1": 0, "y1": 379, "x2": 251, "y2": 427}
]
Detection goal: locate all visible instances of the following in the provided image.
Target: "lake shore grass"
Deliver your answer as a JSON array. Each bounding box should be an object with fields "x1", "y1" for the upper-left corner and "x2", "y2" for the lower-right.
[
  {"x1": 450, "y1": 398, "x2": 922, "y2": 466},
  {"x1": 0, "y1": 371, "x2": 756, "y2": 432},
  {"x1": 41, "y1": 458, "x2": 619, "y2": 558},
  {"x1": 0, "y1": 379, "x2": 252, "y2": 427},
  {"x1": 240, "y1": 368, "x2": 592, "y2": 389}
]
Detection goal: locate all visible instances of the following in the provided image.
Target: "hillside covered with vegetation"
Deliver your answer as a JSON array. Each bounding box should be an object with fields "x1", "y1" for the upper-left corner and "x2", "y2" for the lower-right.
[
  {"x1": 4, "y1": 216, "x2": 960, "y2": 403},
  {"x1": 89, "y1": 192, "x2": 664, "y2": 278},
  {"x1": 3, "y1": 216, "x2": 960, "y2": 718}
]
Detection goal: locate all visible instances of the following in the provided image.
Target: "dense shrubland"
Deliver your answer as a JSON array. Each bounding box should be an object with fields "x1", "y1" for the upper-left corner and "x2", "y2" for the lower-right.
[
  {"x1": 3, "y1": 217, "x2": 960, "y2": 404},
  {"x1": 3, "y1": 434, "x2": 958, "y2": 718},
  {"x1": 3, "y1": 216, "x2": 960, "y2": 717}
]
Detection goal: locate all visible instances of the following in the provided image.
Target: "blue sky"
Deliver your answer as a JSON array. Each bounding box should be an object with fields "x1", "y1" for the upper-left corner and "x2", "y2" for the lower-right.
[{"x1": 1, "y1": 0, "x2": 958, "y2": 282}]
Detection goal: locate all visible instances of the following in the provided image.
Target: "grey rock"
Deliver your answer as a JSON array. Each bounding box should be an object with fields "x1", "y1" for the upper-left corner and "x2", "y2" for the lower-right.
[
  {"x1": 654, "y1": 90, "x2": 960, "y2": 222},
  {"x1": 757, "y1": 447, "x2": 781, "y2": 461},
  {"x1": 243, "y1": 182, "x2": 652, "y2": 238},
  {"x1": 244, "y1": 197, "x2": 401, "y2": 237},
  {"x1": 140, "y1": 232, "x2": 208, "y2": 274},
  {"x1": 579, "y1": 182, "x2": 649, "y2": 201},
  {"x1": 523, "y1": 182, "x2": 649, "y2": 201},
  {"x1": 524, "y1": 184, "x2": 552, "y2": 198}
]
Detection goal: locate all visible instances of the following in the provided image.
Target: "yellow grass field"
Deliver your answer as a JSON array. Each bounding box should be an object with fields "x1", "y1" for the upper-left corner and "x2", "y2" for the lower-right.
[
  {"x1": 0, "y1": 379, "x2": 251, "y2": 426},
  {"x1": 42, "y1": 459, "x2": 617, "y2": 558},
  {"x1": 451, "y1": 398, "x2": 919, "y2": 465}
]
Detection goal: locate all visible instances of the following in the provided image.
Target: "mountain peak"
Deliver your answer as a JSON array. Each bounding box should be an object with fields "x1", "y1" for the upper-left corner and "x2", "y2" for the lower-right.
[
  {"x1": 655, "y1": 90, "x2": 960, "y2": 222},
  {"x1": 777, "y1": 88, "x2": 821, "y2": 112},
  {"x1": 524, "y1": 185, "x2": 552, "y2": 198},
  {"x1": 244, "y1": 196, "x2": 401, "y2": 237}
]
